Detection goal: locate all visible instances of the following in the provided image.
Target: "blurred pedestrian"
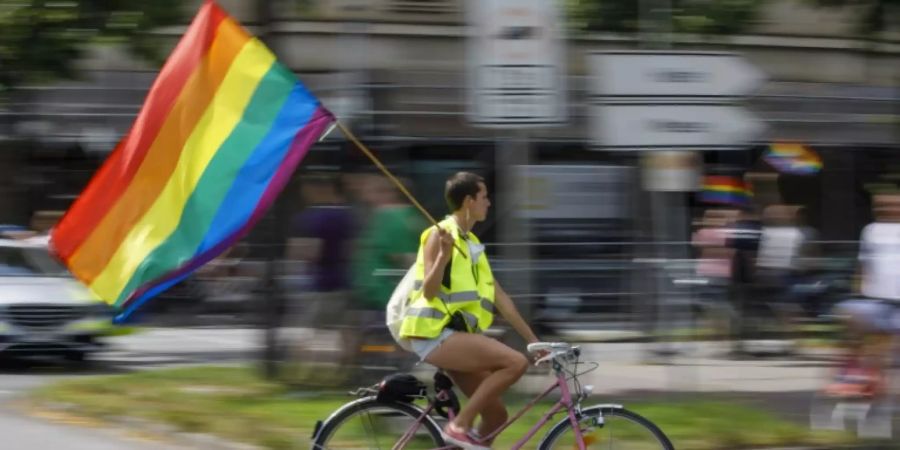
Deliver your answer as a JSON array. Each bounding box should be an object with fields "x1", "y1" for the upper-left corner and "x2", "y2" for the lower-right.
[
  {"x1": 693, "y1": 209, "x2": 737, "y2": 282},
  {"x1": 353, "y1": 175, "x2": 425, "y2": 323},
  {"x1": 727, "y1": 207, "x2": 762, "y2": 355},
  {"x1": 825, "y1": 192, "x2": 900, "y2": 398},
  {"x1": 691, "y1": 209, "x2": 738, "y2": 340},
  {"x1": 754, "y1": 204, "x2": 814, "y2": 346},
  {"x1": 286, "y1": 173, "x2": 357, "y2": 367}
]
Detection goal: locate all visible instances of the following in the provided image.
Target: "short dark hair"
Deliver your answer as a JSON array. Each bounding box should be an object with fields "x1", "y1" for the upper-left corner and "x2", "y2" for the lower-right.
[{"x1": 445, "y1": 172, "x2": 484, "y2": 211}]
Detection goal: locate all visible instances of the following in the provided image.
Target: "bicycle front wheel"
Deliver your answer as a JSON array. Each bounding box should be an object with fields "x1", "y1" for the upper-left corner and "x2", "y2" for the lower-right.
[
  {"x1": 312, "y1": 397, "x2": 445, "y2": 450},
  {"x1": 539, "y1": 406, "x2": 674, "y2": 450}
]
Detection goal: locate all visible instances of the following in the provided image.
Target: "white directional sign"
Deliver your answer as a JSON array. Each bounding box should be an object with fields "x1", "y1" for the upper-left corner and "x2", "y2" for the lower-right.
[
  {"x1": 593, "y1": 105, "x2": 764, "y2": 150},
  {"x1": 590, "y1": 51, "x2": 766, "y2": 99},
  {"x1": 466, "y1": 0, "x2": 567, "y2": 127},
  {"x1": 588, "y1": 51, "x2": 766, "y2": 150}
]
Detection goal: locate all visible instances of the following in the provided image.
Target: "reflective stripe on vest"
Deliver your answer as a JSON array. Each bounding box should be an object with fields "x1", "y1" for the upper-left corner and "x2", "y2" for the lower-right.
[
  {"x1": 410, "y1": 281, "x2": 478, "y2": 304},
  {"x1": 460, "y1": 311, "x2": 481, "y2": 333},
  {"x1": 406, "y1": 307, "x2": 446, "y2": 320},
  {"x1": 480, "y1": 298, "x2": 494, "y2": 315}
]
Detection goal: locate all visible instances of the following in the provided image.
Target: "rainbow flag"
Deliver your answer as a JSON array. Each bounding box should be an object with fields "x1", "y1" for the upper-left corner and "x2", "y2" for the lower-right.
[
  {"x1": 700, "y1": 175, "x2": 752, "y2": 206},
  {"x1": 764, "y1": 142, "x2": 822, "y2": 174},
  {"x1": 50, "y1": 0, "x2": 334, "y2": 321}
]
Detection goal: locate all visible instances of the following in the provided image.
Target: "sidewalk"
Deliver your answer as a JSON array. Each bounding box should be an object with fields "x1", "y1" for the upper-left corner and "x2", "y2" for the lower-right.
[
  {"x1": 515, "y1": 341, "x2": 835, "y2": 395},
  {"x1": 410, "y1": 341, "x2": 835, "y2": 396}
]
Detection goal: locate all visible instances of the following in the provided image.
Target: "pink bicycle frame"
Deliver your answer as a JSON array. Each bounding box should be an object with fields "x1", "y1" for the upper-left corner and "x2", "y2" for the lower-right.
[{"x1": 393, "y1": 369, "x2": 587, "y2": 450}]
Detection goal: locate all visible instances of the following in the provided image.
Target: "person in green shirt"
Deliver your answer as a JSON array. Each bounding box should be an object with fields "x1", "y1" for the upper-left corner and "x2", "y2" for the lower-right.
[{"x1": 353, "y1": 175, "x2": 425, "y2": 310}]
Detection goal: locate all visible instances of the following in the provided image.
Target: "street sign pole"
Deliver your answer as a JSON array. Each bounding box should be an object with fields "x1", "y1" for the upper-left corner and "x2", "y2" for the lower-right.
[{"x1": 640, "y1": 0, "x2": 693, "y2": 384}]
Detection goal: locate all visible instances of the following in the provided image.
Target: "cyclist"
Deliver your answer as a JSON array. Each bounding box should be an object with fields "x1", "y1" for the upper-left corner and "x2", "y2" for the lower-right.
[
  {"x1": 399, "y1": 171, "x2": 542, "y2": 449},
  {"x1": 825, "y1": 192, "x2": 900, "y2": 398}
]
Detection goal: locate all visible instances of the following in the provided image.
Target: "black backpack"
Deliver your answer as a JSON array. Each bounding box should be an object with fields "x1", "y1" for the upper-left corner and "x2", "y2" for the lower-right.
[{"x1": 376, "y1": 373, "x2": 426, "y2": 403}]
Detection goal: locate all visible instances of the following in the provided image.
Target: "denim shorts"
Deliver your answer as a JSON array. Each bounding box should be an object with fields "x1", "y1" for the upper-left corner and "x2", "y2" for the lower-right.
[
  {"x1": 409, "y1": 329, "x2": 456, "y2": 361},
  {"x1": 834, "y1": 298, "x2": 900, "y2": 333}
]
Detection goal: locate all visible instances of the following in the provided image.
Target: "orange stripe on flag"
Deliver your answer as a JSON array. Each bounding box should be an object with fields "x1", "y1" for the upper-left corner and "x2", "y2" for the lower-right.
[{"x1": 703, "y1": 176, "x2": 744, "y2": 189}]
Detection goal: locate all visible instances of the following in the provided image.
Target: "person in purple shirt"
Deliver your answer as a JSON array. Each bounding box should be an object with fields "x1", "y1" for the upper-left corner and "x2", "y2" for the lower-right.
[
  {"x1": 291, "y1": 182, "x2": 355, "y2": 293},
  {"x1": 286, "y1": 173, "x2": 357, "y2": 382}
]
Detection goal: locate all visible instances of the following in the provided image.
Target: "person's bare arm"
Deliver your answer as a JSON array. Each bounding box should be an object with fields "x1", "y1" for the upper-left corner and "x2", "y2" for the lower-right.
[
  {"x1": 493, "y1": 281, "x2": 539, "y2": 344},
  {"x1": 422, "y1": 227, "x2": 453, "y2": 300}
]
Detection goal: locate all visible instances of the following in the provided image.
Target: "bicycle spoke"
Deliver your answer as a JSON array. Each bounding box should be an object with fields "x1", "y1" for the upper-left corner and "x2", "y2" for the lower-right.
[{"x1": 361, "y1": 409, "x2": 383, "y2": 450}]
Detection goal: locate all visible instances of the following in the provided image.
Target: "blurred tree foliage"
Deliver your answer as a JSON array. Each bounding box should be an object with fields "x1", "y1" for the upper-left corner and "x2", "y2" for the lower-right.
[
  {"x1": 807, "y1": 0, "x2": 899, "y2": 35},
  {"x1": 0, "y1": 0, "x2": 185, "y2": 92},
  {"x1": 566, "y1": 0, "x2": 898, "y2": 37},
  {"x1": 566, "y1": 0, "x2": 765, "y2": 35}
]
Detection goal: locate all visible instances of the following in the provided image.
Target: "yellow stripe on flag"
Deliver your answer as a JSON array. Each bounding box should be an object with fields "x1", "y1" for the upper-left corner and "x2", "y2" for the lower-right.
[{"x1": 703, "y1": 185, "x2": 749, "y2": 194}]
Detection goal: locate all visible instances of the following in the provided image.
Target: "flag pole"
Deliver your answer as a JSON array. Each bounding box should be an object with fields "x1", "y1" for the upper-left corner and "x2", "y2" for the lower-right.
[{"x1": 335, "y1": 121, "x2": 465, "y2": 254}]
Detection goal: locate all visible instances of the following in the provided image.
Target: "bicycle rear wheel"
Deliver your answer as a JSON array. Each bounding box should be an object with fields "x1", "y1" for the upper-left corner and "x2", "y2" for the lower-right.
[
  {"x1": 312, "y1": 397, "x2": 445, "y2": 449},
  {"x1": 539, "y1": 406, "x2": 674, "y2": 450}
]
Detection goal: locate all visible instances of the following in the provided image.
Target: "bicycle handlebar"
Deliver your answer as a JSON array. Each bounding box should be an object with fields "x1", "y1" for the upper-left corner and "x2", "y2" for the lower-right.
[{"x1": 527, "y1": 342, "x2": 580, "y2": 367}]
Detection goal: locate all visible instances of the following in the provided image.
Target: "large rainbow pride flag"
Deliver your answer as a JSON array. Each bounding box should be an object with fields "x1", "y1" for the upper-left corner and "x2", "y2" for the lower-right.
[{"x1": 50, "y1": 0, "x2": 334, "y2": 321}]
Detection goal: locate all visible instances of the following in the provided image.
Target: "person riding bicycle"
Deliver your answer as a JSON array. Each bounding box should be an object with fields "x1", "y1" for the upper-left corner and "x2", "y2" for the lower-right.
[
  {"x1": 399, "y1": 171, "x2": 541, "y2": 450},
  {"x1": 825, "y1": 192, "x2": 900, "y2": 398}
]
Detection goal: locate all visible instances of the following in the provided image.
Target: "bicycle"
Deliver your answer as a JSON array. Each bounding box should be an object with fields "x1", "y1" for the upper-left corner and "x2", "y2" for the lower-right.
[{"x1": 311, "y1": 342, "x2": 675, "y2": 449}]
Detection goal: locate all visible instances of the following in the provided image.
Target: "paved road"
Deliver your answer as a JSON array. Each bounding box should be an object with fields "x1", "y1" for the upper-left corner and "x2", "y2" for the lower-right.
[
  {"x1": 1, "y1": 327, "x2": 260, "y2": 400},
  {"x1": 0, "y1": 327, "x2": 261, "y2": 450},
  {"x1": 0, "y1": 404, "x2": 179, "y2": 450}
]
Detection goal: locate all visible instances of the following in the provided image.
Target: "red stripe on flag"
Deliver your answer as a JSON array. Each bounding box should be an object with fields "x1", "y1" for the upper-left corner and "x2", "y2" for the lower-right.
[{"x1": 703, "y1": 176, "x2": 744, "y2": 189}]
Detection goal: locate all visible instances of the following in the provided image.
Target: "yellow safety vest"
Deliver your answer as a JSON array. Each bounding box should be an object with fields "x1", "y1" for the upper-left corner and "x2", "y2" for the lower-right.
[{"x1": 399, "y1": 217, "x2": 495, "y2": 339}]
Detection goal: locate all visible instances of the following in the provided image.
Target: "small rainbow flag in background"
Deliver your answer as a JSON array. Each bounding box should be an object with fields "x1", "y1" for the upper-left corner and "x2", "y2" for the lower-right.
[
  {"x1": 50, "y1": 0, "x2": 334, "y2": 321},
  {"x1": 764, "y1": 142, "x2": 822, "y2": 175},
  {"x1": 700, "y1": 175, "x2": 753, "y2": 206}
]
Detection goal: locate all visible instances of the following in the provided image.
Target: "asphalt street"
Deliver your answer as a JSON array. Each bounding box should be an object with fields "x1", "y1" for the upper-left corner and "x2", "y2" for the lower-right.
[{"x1": 0, "y1": 327, "x2": 260, "y2": 450}]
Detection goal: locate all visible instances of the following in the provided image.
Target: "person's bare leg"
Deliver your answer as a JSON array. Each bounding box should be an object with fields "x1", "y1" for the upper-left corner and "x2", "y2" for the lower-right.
[
  {"x1": 827, "y1": 311, "x2": 882, "y2": 396},
  {"x1": 863, "y1": 332, "x2": 892, "y2": 391},
  {"x1": 425, "y1": 333, "x2": 528, "y2": 431},
  {"x1": 447, "y1": 369, "x2": 507, "y2": 439}
]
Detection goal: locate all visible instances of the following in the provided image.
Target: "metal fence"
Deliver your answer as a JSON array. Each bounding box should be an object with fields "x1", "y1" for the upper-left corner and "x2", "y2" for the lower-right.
[{"x1": 148, "y1": 239, "x2": 861, "y2": 340}]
